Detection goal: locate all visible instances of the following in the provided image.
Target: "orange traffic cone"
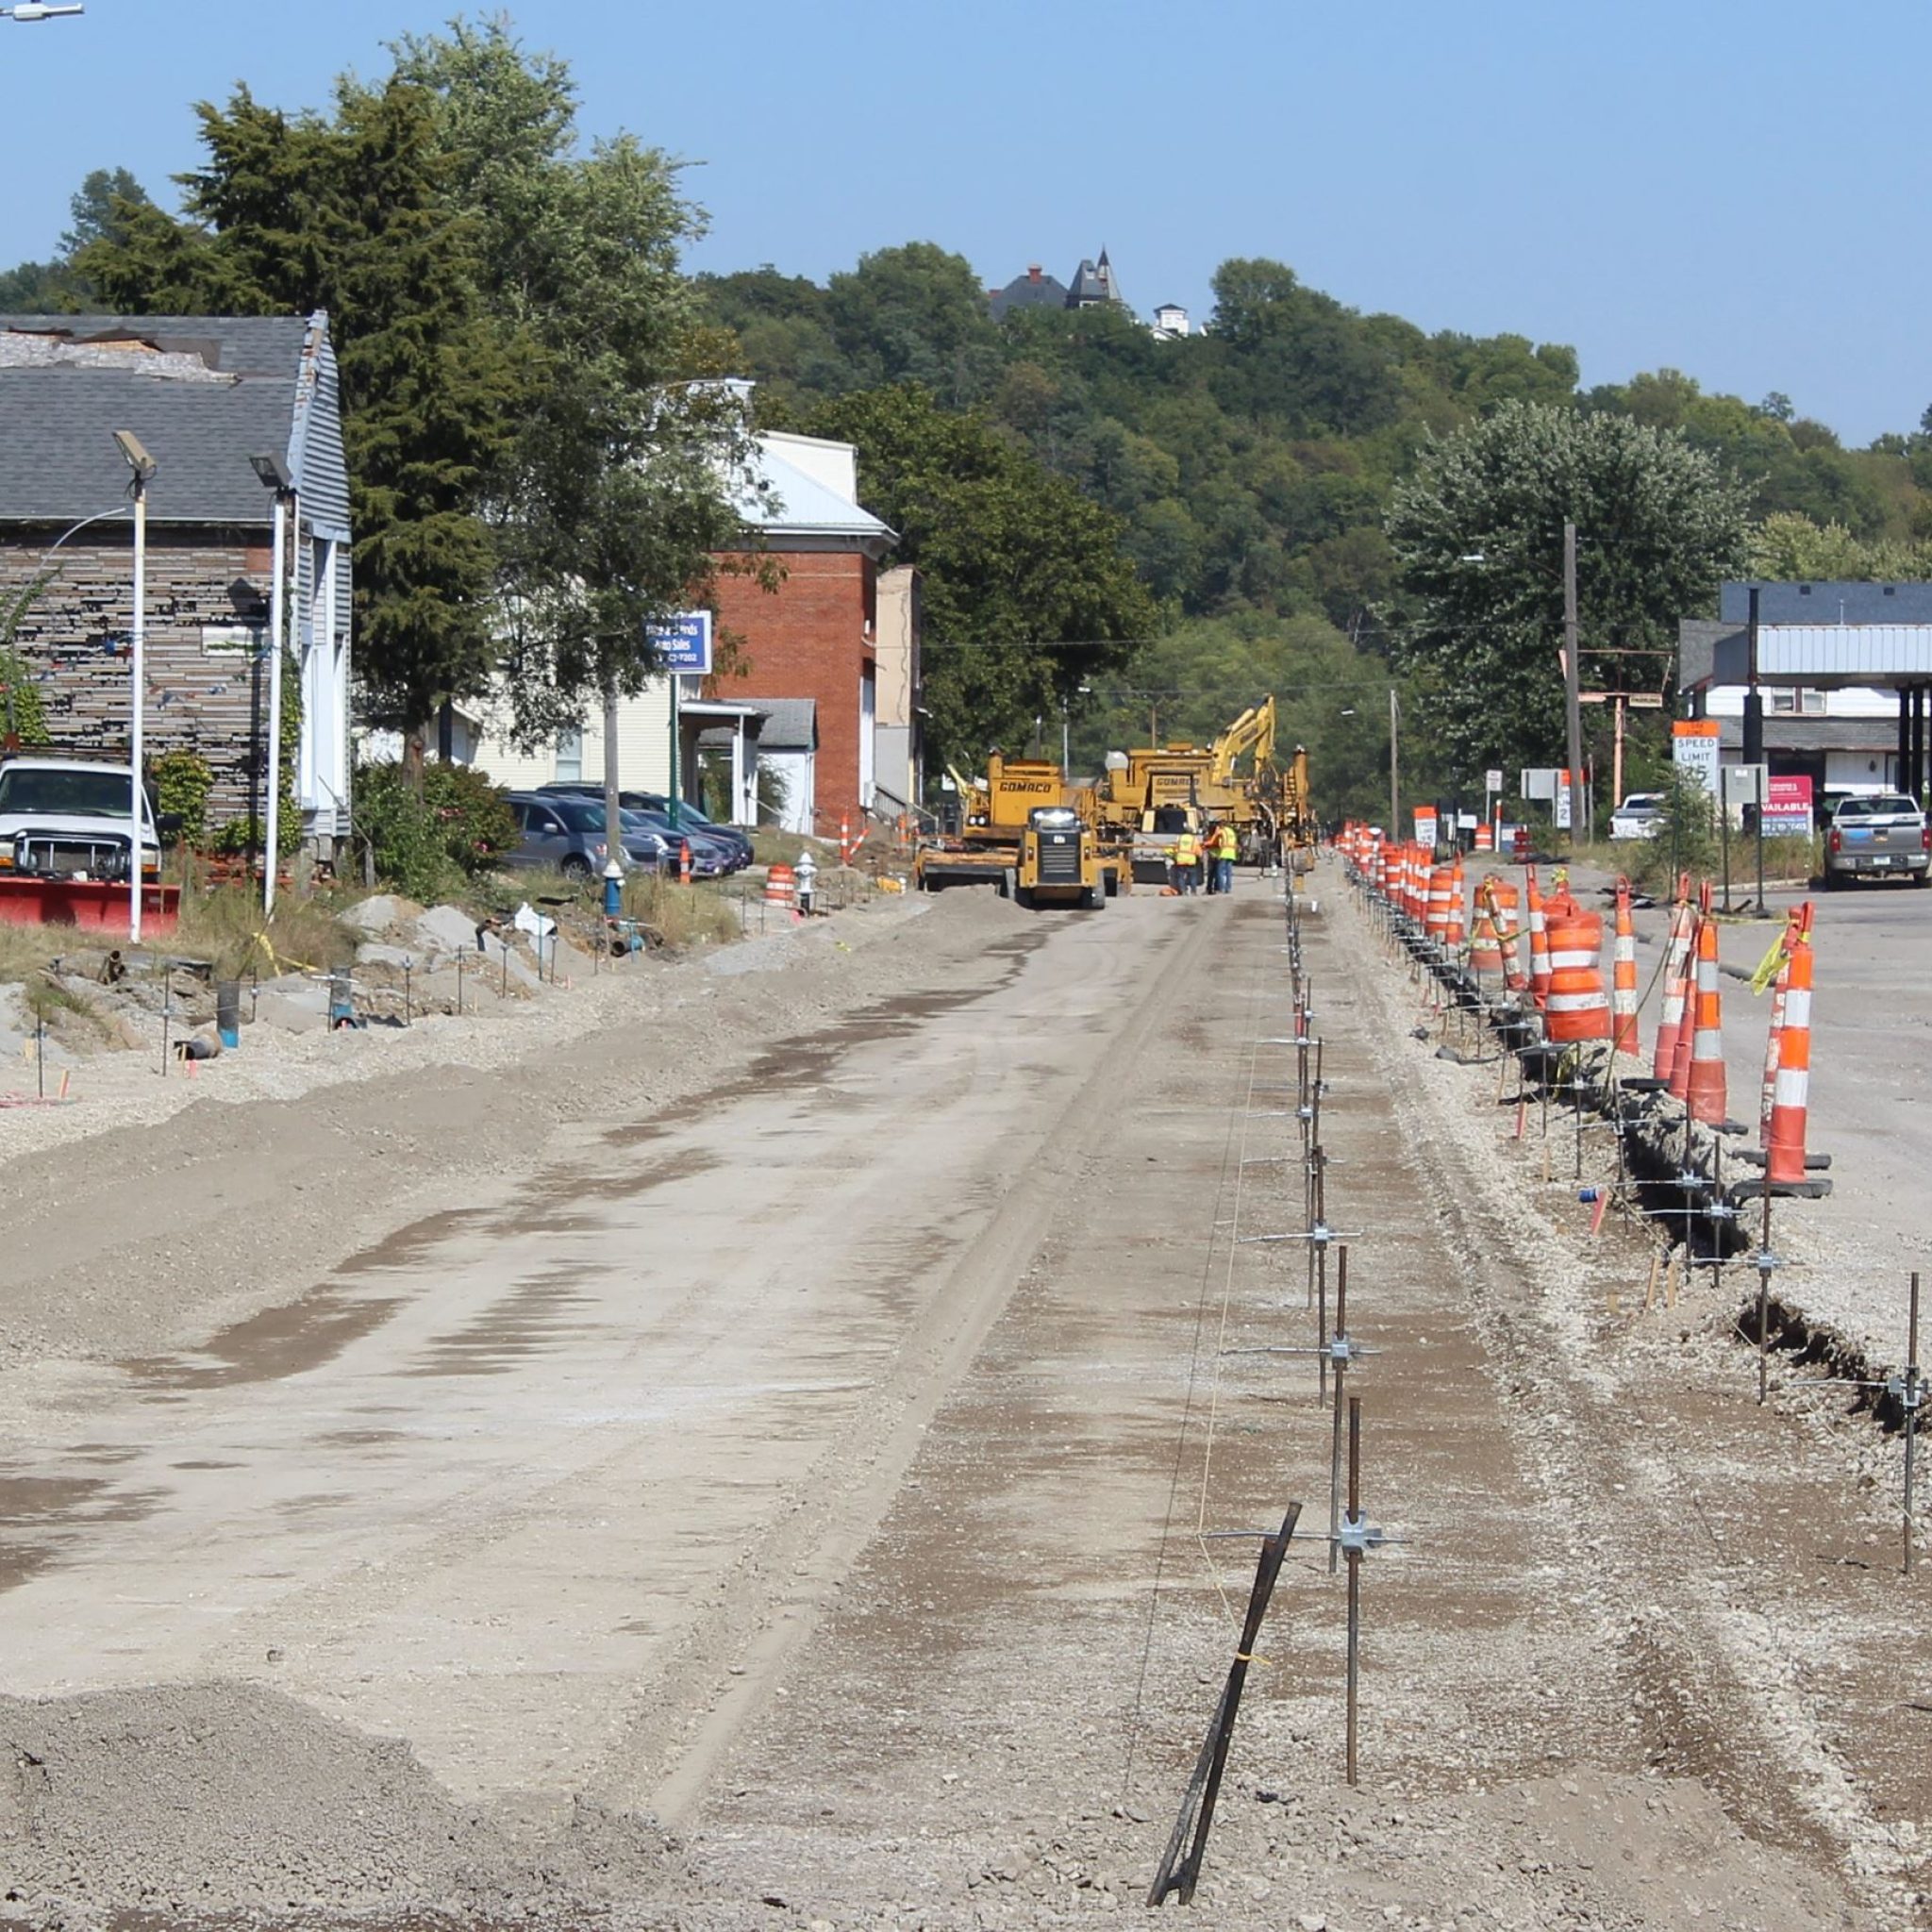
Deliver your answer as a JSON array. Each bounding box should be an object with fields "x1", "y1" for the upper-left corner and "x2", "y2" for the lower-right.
[
  {"x1": 1652, "y1": 874, "x2": 1694, "y2": 1079},
  {"x1": 1525, "y1": 867, "x2": 1552, "y2": 1008},
  {"x1": 1685, "y1": 910, "x2": 1727, "y2": 1125},
  {"x1": 1758, "y1": 907, "x2": 1806, "y2": 1143},
  {"x1": 1469, "y1": 878, "x2": 1503, "y2": 974},
  {"x1": 1765, "y1": 911, "x2": 1815, "y2": 1183},
  {"x1": 1610, "y1": 876, "x2": 1641, "y2": 1058},
  {"x1": 1484, "y1": 875, "x2": 1527, "y2": 995}
]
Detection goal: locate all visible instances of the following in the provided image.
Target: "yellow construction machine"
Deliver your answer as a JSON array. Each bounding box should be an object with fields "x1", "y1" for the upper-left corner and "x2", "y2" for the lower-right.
[
  {"x1": 1014, "y1": 805, "x2": 1108, "y2": 910},
  {"x1": 916, "y1": 754, "x2": 1124, "y2": 898},
  {"x1": 1099, "y1": 697, "x2": 1300, "y2": 878}
]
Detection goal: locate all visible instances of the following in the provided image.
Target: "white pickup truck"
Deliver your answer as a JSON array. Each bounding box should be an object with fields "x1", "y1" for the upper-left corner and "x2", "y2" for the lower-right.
[
  {"x1": 1824, "y1": 791, "x2": 1929, "y2": 888},
  {"x1": 0, "y1": 756, "x2": 162, "y2": 882}
]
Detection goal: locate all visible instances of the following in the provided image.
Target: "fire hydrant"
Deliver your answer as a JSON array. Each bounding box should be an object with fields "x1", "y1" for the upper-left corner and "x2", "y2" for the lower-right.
[{"x1": 795, "y1": 850, "x2": 818, "y2": 915}]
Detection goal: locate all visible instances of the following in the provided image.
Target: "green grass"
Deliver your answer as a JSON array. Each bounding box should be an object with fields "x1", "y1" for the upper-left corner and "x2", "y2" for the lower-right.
[
  {"x1": 622, "y1": 874, "x2": 742, "y2": 948},
  {"x1": 750, "y1": 827, "x2": 840, "y2": 870}
]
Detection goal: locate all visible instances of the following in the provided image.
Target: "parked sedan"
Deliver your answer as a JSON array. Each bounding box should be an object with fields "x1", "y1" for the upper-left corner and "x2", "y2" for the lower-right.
[
  {"x1": 504, "y1": 793, "x2": 670, "y2": 880},
  {"x1": 537, "y1": 783, "x2": 752, "y2": 870},
  {"x1": 621, "y1": 808, "x2": 738, "y2": 878}
]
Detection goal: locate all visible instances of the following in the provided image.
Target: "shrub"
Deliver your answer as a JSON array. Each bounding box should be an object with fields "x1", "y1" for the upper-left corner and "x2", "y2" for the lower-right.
[
  {"x1": 152, "y1": 749, "x2": 215, "y2": 846},
  {"x1": 0, "y1": 646, "x2": 48, "y2": 747},
  {"x1": 353, "y1": 760, "x2": 518, "y2": 903},
  {"x1": 420, "y1": 761, "x2": 519, "y2": 870}
]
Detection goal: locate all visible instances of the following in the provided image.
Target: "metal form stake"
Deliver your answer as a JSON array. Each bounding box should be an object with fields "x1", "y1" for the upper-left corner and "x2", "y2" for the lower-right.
[
  {"x1": 159, "y1": 964, "x2": 171, "y2": 1077},
  {"x1": 1329, "y1": 1247, "x2": 1348, "y2": 1574},
  {"x1": 1907, "y1": 1272, "x2": 1921, "y2": 1578},
  {"x1": 1146, "y1": 1504, "x2": 1302, "y2": 1908},
  {"x1": 35, "y1": 1005, "x2": 44, "y2": 1099},
  {"x1": 1345, "y1": 1396, "x2": 1362, "y2": 1787},
  {"x1": 456, "y1": 952, "x2": 464, "y2": 1016},
  {"x1": 1757, "y1": 1185, "x2": 1775, "y2": 1405}
]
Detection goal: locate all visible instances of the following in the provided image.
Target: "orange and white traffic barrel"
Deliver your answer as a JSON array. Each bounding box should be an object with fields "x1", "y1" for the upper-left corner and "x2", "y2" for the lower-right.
[
  {"x1": 1543, "y1": 896, "x2": 1610, "y2": 1042},
  {"x1": 764, "y1": 863, "x2": 796, "y2": 910},
  {"x1": 1425, "y1": 863, "x2": 1455, "y2": 944}
]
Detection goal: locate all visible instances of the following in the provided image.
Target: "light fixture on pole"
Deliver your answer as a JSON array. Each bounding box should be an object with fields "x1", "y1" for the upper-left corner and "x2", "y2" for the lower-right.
[
  {"x1": 112, "y1": 429, "x2": 155, "y2": 944},
  {"x1": 0, "y1": 4, "x2": 86, "y2": 19},
  {"x1": 250, "y1": 453, "x2": 295, "y2": 915}
]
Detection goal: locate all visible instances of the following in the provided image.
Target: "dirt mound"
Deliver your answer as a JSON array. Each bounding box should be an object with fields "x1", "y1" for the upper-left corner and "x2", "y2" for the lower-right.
[{"x1": 0, "y1": 1681, "x2": 674, "y2": 1923}]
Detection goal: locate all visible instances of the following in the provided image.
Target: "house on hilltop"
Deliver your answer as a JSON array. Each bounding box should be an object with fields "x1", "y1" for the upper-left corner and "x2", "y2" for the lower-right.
[
  {"x1": 988, "y1": 262, "x2": 1073, "y2": 321},
  {"x1": 0, "y1": 312, "x2": 354, "y2": 852}
]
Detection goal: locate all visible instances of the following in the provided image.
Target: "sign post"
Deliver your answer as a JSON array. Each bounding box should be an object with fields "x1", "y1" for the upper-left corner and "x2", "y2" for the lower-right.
[{"x1": 647, "y1": 612, "x2": 713, "y2": 834}]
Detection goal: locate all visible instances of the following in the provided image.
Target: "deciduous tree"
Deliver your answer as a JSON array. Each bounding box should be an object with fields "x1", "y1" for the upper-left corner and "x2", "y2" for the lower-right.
[
  {"x1": 807, "y1": 385, "x2": 1157, "y2": 774},
  {"x1": 1387, "y1": 401, "x2": 1748, "y2": 774}
]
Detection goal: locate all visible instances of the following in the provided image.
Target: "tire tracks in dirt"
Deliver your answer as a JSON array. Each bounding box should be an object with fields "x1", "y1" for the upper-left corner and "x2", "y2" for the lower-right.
[{"x1": 602, "y1": 904, "x2": 1225, "y2": 1829}]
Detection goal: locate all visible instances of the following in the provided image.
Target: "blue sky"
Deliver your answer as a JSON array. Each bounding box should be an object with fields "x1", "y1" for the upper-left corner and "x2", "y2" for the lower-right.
[{"x1": 2, "y1": 1, "x2": 1924, "y2": 443}]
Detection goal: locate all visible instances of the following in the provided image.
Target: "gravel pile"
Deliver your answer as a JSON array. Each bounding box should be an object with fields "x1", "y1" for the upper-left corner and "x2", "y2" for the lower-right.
[{"x1": 0, "y1": 1680, "x2": 684, "y2": 1925}]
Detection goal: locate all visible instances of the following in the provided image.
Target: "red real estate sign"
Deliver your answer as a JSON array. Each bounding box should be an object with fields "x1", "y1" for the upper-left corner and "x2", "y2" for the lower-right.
[{"x1": 1764, "y1": 774, "x2": 1813, "y2": 834}]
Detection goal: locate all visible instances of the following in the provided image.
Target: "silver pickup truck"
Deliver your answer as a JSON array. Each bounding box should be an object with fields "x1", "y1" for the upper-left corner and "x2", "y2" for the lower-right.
[{"x1": 1824, "y1": 791, "x2": 1929, "y2": 887}]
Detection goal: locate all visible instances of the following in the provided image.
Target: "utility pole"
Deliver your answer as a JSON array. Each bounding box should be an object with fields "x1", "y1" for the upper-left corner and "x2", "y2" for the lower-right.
[
  {"x1": 1388, "y1": 687, "x2": 1399, "y2": 834},
  {"x1": 1562, "y1": 520, "x2": 1585, "y2": 845}
]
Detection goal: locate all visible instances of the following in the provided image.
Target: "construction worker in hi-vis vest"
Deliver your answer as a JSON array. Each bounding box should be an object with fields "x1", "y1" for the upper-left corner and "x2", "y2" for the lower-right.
[{"x1": 1172, "y1": 827, "x2": 1200, "y2": 894}]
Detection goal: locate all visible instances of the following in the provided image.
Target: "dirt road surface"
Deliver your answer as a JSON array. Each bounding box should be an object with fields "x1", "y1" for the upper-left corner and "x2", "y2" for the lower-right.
[{"x1": 0, "y1": 872, "x2": 1923, "y2": 1928}]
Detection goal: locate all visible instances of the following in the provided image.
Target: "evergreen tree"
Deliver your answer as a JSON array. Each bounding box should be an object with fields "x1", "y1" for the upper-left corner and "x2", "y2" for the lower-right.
[{"x1": 77, "y1": 82, "x2": 517, "y2": 748}]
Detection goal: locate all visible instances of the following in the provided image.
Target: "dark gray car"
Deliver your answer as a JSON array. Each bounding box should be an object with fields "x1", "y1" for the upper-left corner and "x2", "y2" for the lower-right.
[{"x1": 505, "y1": 793, "x2": 669, "y2": 879}]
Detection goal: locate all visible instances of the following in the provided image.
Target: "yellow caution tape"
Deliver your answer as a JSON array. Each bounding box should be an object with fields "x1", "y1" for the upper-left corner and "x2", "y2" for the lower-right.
[
  {"x1": 253, "y1": 928, "x2": 320, "y2": 976},
  {"x1": 1748, "y1": 929, "x2": 1790, "y2": 996}
]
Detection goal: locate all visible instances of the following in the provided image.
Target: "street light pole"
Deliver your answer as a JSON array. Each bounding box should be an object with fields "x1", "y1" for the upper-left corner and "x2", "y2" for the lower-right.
[
  {"x1": 251, "y1": 456, "x2": 296, "y2": 916},
  {"x1": 1388, "y1": 687, "x2": 1399, "y2": 835},
  {"x1": 1562, "y1": 519, "x2": 1585, "y2": 844},
  {"x1": 113, "y1": 431, "x2": 155, "y2": 944}
]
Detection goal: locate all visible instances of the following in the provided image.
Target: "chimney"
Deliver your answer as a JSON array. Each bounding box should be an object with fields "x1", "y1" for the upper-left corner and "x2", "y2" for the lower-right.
[{"x1": 1027, "y1": 264, "x2": 1042, "y2": 282}]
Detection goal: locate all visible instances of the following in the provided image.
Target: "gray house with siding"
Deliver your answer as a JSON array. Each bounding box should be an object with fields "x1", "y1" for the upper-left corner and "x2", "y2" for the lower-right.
[{"x1": 0, "y1": 312, "x2": 354, "y2": 849}]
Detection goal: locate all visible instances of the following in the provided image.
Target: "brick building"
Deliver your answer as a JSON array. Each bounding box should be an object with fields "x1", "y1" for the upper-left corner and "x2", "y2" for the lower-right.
[
  {"x1": 0, "y1": 314, "x2": 354, "y2": 847},
  {"x1": 708, "y1": 430, "x2": 895, "y2": 836},
  {"x1": 464, "y1": 422, "x2": 902, "y2": 836}
]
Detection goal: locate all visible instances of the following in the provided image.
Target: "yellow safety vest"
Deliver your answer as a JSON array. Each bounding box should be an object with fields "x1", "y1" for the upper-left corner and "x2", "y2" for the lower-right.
[
  {"x1": 1174, "y1": 834, "x2": 1198, "y2": 863},
  {"x1": 1215, "y1": 825, "x2": 1239, "y2": 859}
]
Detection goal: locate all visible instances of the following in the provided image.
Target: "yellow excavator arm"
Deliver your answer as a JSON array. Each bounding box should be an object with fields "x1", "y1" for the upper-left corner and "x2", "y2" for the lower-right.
[{"x1": 1208, "y1": 695, "x2": 1276, "y2": 786}]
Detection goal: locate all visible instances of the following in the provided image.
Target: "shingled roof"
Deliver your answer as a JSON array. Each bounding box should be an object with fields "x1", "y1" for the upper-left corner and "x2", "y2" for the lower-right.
[{"x1": 0, "y1": 313, "x2": 339, "y2": 528}]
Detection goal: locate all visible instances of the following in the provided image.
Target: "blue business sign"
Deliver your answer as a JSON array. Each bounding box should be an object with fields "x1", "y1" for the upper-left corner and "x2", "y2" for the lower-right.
[{"x1": 647, "y1": 610, "x2": 712, "y2": 675}]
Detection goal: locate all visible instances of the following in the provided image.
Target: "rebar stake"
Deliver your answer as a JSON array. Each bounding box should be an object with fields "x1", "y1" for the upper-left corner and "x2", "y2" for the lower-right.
[
  {"x1": 1329, "y1": 1247, "x2": 1348, "y2": 1574},
  {"x1": 1907, "y1": 1272, "x2": 1922, "y2": 1578},
  {"x1": 1345, "y1": 1395, "x2": 1361, "y2": 1787}
]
